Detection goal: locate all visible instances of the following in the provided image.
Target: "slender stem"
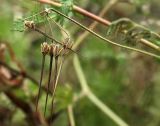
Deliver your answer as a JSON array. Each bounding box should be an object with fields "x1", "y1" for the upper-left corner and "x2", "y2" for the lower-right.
[
  {"x1": 34, "y1": 27, "x2": 60, "y2": 44},
  {"x1": 140, "y1": 38, "x2": 160, "y2": 51},
  {"x1": 67, "y1": 105, "x2": 76, "y2": 126},
  {"x1": 44, "y1": 55, "x2": 53, "y2": 117},
  {"x1": 50, "y1": 56, "x2": 59, "y2": 124},
  {"x1": 48, "y1": 15, "x2": 70, "y2": 40},
  {"x1": 87, "y1": 90, "x2": 128, "y2": 126},
  {"x1": 39, "y1": 0, "x2": 110, "y2": 26},
  {"x1": 36, "y1": 54, "x2": 46, "y2": 112},
  {"x1": 73, "y1": 55, "x2": 129, "y2": 126},
  {"x1": 73, "y1": 0, "x2": 118, "y2": 50},
  {"x1": 49, "y1": 8, "x2": 160, "y2": 59},
  {"x1": 46, "y1": 16, "x2": 54, "y2": 41},
  {"x1": 33, "y1": 27, "x2": 79, "y2": 55},
  {"x1": 50, "y1": 56, "x2": 64, "y2": 123},
  {"x1": 27, "y1": 8, "x2": 160, "y2": 58},
  {"x1": 38, "y1": 0, "x2": 160, "y2": 55}
]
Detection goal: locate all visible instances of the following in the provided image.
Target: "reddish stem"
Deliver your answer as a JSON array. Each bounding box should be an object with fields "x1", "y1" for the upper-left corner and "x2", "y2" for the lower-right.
[{"x1": 39, "y1": 0, "x2": 111, "y2": 26}]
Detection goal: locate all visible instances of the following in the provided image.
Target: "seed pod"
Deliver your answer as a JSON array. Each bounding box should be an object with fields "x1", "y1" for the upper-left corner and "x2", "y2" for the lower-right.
[
  {"x1": 48, "y1": 43, "x2": 55, "y2": 56},
  {"x1": 62, "y1": 39, "x2": 73, "y2": 55},
  {"x1": 24, "y1": 20, "x2": 35, "y2": 30},
  {"x1": 41, "y1": 42, "x2": 50, "y2": 54},
  {"x1": 40, "y1": 8, "x2": 52, "y2": 16},
  {"x1": 53, "y1": 44, "x2": 62, "y2": 57}
]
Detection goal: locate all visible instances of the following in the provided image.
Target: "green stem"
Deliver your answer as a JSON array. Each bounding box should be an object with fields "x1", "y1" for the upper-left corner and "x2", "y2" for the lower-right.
[
  {"x1": 67, "y1": 105, "x2": 76, "y2": 126},
  {"x1": 73, "y1": 55, "x2": 129, "y2": 126},
  {"x1": 49, "y1": 8, "x2": 160, "y2": 59}
]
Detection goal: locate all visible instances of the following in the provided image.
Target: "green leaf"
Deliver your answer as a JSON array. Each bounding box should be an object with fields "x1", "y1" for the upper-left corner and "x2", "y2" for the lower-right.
[
  {"x1": 125, "y1": 26, "x2": 151, "y2": 46},
  {"x1": 106, "y1": 18, "x2": 134, "y2": 37},
  {"x1": 12, "y1": 19, "x2": 25, "y2": 32},
  {"x1": 12, "y1": 11, "x2": 57, "y2": 32},
  {"x1": 56, "y1": 0, "x2": 74, "y2": 25}
]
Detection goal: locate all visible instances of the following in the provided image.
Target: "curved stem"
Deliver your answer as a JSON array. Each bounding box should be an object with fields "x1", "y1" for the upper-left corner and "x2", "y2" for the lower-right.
[
  {"x1": 39, "y1": 0, "x2": 160, "y2": 52},
  {"x1": 49, "y1": 8, "x2": 160, "y2": 59},
  {"x1": 73, "y1": 0, "x2": 118, "y2": 50},
  {"x1": 26, "y1": 8, "x2": 160, "y2": 58}
]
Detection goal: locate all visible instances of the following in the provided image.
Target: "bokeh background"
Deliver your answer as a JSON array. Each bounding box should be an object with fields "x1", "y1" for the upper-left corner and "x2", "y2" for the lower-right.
[{"x1": 0, "y1": 0, "x2": 160, "y2": 126}]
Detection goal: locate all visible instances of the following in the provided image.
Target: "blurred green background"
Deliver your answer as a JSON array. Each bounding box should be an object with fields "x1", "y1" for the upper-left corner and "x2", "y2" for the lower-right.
[{"x1": 0, "y1": 0, "x2": 160, "y2": 126}]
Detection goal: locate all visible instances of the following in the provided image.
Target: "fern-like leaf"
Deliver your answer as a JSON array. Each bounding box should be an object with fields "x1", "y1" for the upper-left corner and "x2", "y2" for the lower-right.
[{"x1": 125, "y1": 26, "x2": 151, "y2": 46}]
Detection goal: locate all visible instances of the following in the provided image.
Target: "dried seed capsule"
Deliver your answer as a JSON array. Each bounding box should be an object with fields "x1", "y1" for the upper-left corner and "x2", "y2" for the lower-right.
[
  {"x1": 53, "y1": 44, "x2": 61, "y2": 57},
  {"x1": 41, "y1": 42, "x2": 50, "y2": 54},
  {"x1": 62, "y1": 40, "x2": 73, "y2": 55},
  {"x1": 45, "y1": 8, "x2": 51, "y2": 14},
  {"x1": 48, "y1": 43, "x2": 55, "y2": 56},
  {"x1": 40, "y1": 8, "x2": 51, "y2": 16},
  {"x1": 58, "y1": 45, "x2": 64, "y2": 56},
  {"x1": 24, "y1": 20, "x2": 35, "y2": 30},
  {"x1": 62, "y1": 38, "x2": 73, "y2": 50}
]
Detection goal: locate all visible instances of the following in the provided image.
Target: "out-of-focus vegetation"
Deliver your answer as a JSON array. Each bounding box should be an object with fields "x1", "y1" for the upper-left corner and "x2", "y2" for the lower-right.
[{"x1": 0, "y1": 0, "x2": 160, "y2": 126}]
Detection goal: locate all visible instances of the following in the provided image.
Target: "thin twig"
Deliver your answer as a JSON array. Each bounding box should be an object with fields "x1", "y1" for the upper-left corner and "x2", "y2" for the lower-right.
[
  {"x1": 31, "y1": 27, "x2": 79, "y2": 55},
  {"x1": 39, "y1": 0, "x2": 110, "y2": 26},
  {"x1": 73, "y1": 0, "x2": 118, "y2": 50}
]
